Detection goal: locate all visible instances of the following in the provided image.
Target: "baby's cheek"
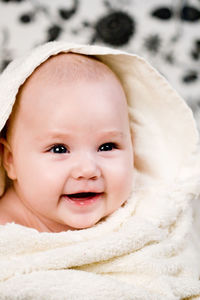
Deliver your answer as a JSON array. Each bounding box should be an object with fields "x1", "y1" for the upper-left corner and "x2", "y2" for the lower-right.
[{"x1": 110, "y1": 161, "x2": 133, "y2": 199}]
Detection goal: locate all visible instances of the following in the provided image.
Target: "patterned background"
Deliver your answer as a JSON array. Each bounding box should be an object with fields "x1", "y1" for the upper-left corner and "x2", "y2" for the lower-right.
[{"x1": 0, "y1": 0, "x2": 200, "y2": 129}]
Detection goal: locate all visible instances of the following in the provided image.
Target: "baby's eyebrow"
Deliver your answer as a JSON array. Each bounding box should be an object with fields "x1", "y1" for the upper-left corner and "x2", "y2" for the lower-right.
[
  {"x1": 99, "y1": 130, "x2": 126, "y2": 138},
  {"x1": 36, "y1": 130, "x2": 126, "y2": 141},
  {"x1": 36, "y1": 132, "x2": 72, "y2": 141}
]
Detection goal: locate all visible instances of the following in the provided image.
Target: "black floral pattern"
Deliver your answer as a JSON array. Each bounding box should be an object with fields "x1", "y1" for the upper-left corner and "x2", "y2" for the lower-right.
[
  {"x1": 47, "y1": 25, "x2": 62, "y2": 42},
  {"x1": 1, "y1": 0, "x2": 25, "y2": 2},
  {"x1": 165, "y1": 52, "x2": 175, "y2": 64},
  {"x1": 151, "y1": 7, "x2": 173, "y2": 20},
  {"x1": 95, "y1": 11, "x2": 135, "y2": 46},
  {"x1": 182, "y1": 71, "x2": 198, "y2": 83},
  {"x1": 191, "y1": 40, "x2": 200, "y2": 60},
  {"x1": 144, "y1": 34, "x2": 162, "y2": 53},
  {"x1": 0, "y1": 59, "x2": 11, "y2": 72},
  {"x1": 58, "y1": 0, "x2": 78, "y2": 20},
  {"x1": 181, "y1": 6, "x2": 200, "y2": 22},
  {"x1": 19, "y1": 12, "x2": 34, "y2": 23}
]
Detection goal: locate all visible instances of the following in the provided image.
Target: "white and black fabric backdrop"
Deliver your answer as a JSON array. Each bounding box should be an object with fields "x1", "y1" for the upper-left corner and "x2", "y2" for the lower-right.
[{"x1": 0, "y1": 0, "x2": 200, "y2": 129}]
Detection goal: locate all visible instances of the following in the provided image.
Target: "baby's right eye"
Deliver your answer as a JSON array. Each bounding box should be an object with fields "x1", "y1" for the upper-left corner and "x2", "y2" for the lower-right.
[{"x1": 49, "y1": 144, "x2": 69, "y2": 154}]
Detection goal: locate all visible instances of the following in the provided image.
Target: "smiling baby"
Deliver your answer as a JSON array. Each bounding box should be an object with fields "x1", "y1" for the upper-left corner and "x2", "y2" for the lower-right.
[{"x1": 0, "y1": 53, "x2": 133, "y2": 232}]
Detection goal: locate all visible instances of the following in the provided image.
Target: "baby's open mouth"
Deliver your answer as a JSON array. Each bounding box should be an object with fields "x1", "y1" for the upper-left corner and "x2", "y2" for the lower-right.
[
  {"x1": 63, "y1": 192, "x2": 103, "y2": 206},
  {"x1": 67, "y1": 192, "x2": 100, "y2": 200}
]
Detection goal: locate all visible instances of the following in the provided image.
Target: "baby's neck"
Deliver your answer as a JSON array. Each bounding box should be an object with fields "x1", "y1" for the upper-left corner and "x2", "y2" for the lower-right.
[{"x1": 0, "y1": 187, "x2": 72, "y2": 232}]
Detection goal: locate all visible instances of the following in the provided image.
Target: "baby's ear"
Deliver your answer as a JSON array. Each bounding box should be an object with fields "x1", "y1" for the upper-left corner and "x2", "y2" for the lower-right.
[{"x1": 0, "y1": 138, "x2": 16, "y2": 180}]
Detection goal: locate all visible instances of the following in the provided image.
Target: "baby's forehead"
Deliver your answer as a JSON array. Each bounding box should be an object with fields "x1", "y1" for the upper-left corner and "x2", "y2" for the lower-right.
[
  {"x1": 16, "y1": 52, "x2": 126, "y2": 113},
  {"x1": 14, "y1": 53, "x2": 128, "y2": 117},
  {"x1": 25, "y1": 53, "x2": 117, "y2": 87}
]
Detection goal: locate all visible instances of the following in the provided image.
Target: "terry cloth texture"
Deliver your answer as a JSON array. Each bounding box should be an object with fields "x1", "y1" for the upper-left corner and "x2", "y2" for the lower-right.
[{"x1": 0, "y1": 42, "x2": 200, "y2": 299}]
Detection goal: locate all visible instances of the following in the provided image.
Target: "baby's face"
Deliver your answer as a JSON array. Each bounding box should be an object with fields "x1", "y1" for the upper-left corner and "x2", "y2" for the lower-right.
[{"x1": 6, "y1": 60, "x2": 134, "y2": 231}]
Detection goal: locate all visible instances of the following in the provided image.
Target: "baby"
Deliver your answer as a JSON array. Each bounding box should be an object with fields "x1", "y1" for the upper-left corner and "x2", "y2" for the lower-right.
[
  {"x1": 0, "y1": 42, "x2": 199, "y2": 299},
  {"x1": 0, "y1": 53, "x2": 133, "y2": 232}
]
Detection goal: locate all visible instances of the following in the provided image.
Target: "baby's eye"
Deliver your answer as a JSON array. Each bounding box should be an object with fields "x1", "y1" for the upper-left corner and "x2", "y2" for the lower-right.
[
  {"x1": 98, "y1": 143, "x2": 117, "y2": 152},
  {"x1": 49, "y1": 144, "x2": 68, "y2": 154}
]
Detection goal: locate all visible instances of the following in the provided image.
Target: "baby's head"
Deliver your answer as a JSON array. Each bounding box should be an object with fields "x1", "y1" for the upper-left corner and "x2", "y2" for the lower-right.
[{"x1": 0, "y1": 53, "x2": 134, "y2": 232}]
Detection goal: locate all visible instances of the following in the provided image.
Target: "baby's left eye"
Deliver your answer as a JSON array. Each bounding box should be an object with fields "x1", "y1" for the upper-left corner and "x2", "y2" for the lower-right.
[
  {"x1": 98, "y1": 143, "x2": 117, "y2": 152},
  {"x1": 49, "y1": 144, "x2": 68, "y2": 154}
]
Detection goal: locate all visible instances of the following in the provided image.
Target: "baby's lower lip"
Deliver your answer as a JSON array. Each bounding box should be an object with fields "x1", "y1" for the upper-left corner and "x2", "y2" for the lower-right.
[{"x1": 63, "y1": 192, "x2": 103, "y2": 206}]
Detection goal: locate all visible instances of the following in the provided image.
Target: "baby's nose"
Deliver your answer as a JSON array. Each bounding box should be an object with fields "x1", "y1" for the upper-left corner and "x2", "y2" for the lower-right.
[{"x1": 71, "y1": 153, "x2": 101, "y2": 180}]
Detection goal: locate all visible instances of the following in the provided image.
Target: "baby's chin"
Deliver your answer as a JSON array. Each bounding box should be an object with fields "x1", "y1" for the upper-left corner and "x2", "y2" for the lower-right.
[
  {"x1": 64, "y1": 216, "x2": 103, "y2": 230},
  {"x1": 61, "y1": 211, "x2": 111, "y2": 231}
]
